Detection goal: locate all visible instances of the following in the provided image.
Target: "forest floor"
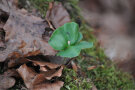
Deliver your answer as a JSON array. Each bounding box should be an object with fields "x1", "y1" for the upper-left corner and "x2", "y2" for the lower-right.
[{"x1": 0, "y1": 0, "x2": 135, "y2": 90}]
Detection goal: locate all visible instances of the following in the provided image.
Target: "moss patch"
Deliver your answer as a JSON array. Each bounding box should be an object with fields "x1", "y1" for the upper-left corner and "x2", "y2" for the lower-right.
[{"x1": 61, "y1": 68, "x2": 92, "y2": 90}]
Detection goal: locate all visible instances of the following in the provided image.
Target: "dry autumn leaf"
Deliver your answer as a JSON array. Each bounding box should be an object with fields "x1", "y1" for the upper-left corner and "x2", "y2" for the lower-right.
[
  {"x1": 17, "y1": 64, "x2": 37, "y2": 88},
  {"x1": 29, "y1": 60, "x2": 61, "y2": 69},
  {"x1": 40, "y1": 66, "x2": 63, "y2": 80},
  {"x1": 87, "y1": 66, "x2": 96, "y2": 71},
  {"x1": 0, "y1": 75, "x2": 16, "y2": 89},
  {"x1": 71, "y1": 61, "x2": 78, "y2": 72},
  {"x1": 17, "y1": 62, "x2": 64, "y2": 90},
  {"x1": 0, "y1": 8, "x2": 56, "y2": 62},
  {"x1": 46, "y1": 2, "x2": 70, "y2": 29},
  {"x1": 33, "y1": 81, "x2": 64, "y2": 90}
]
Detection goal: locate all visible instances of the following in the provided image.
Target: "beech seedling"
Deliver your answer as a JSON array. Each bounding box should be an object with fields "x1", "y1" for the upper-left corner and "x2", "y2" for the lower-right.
[{"x1": 49, "y1": 22, "x2": 93, "y2": 58}]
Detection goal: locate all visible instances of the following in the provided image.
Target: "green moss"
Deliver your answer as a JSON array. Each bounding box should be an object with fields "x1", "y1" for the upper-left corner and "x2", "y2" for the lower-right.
[
  {"x1": 61, "y1": 68, "x2": 92, "y2": 90},
  {"x1": 77, "y1": 24, "x2": 135, "y2": 89},
  {"x1": 29, "y1": 0, "x2": 54, "y2": 17}
]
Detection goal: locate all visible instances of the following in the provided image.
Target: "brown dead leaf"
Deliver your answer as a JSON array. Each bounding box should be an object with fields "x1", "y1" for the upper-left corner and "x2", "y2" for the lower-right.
[
  {"x1": 33, "y1": 81, "x2": 64, "y2": 90},
  {"x1": 32, "y1": 74, "x2": 47, "y2": 86},
  {"x1": 71, "y1": 61, "x2": 78, "y2": 72},
  {"x1": 17, "y1": 63, "x2": 63, "y2": 89},
  {"x1": 8, "y1": 58, "x2": 29, "y2": 68},
  {"x1": 29, "y1": 60, "x2": 61, "y2": 69},
  {"x1": 4, "y1": 69, "x2": 19, "y2": 77},
  {"x1": 87, "y1": 66, "x2": 96, "y2": 71},
  {"x1": 32, "y1": 74, "x2": 64, "y2": 90},
  {"x1": 46, "y1": 2, "x2": 70, "y2": 29},
  {"x1": 0, "y1": 9, "x2": 56, "y2": 62},
  {"x1": 28, "y1": 60, "x2": 63, "y2": 80},
  {"x1": 17, "y1": 64, "x2": 37, "y2": 88},
  {"x1": 0, "y1": 75, "x2": 15, "y2": 89},
  {"x1": 41, "y1": 66, "x2": 63, "y2": 80}
]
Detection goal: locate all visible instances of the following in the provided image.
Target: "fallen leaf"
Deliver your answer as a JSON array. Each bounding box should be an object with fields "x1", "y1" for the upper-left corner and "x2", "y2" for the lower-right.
[
  {"x1": 32, "y1": 73, "x2": 64, "y2": 90},
  {"x1": 17, "y1": 62, "x2": 63, "y2": 89},
  {"x1": 32, "y1": 74, "x2": 47, "y2": 86},
  {"x1": 8, "y1": 58, "x2": 29, "y2": 68},
  {"x1": 33, "y1": 81, "x2": 64, "y2": 90},
  {"x1": 71, "y1": 61, "x2": 78, "y2": 72},
  {"x1": 0, "y1": 9, "x2": 56, "y2": 62},
  {"x1": 87, "y1": 66, "x2": 96, "y2": 71},
  {"x1": 29, "y1": 60, "x2": 61, "y2": 69},
  {"x1": 4, "y1": 69, "x2": 19, "y2": 77},
  {"x1": 28, "y1": 60, "x2": 63, "y2": 80},
  {"x1": 40, "y1": 66, "x2": 63, "y2": 80},
  {"x1": 0, "y1": 75, "x2": 15, "y2": 89},
  {"x1": 46, "y1": 2, "x2": 70, "y2": 29},
  {"x1": 17, "y1": 64, "x2": 37, "y2": 88}
]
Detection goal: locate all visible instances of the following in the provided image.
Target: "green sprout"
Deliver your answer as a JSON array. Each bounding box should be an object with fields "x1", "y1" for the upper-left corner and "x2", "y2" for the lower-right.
[{"x1": 49, "y1": 22, "x2": 93, "y2": 58}]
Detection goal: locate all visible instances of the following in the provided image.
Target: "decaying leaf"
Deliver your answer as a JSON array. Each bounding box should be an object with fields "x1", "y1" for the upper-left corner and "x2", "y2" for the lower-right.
[
  {"x1": 46, "y1": 2, "x2": 70, "y2": 29},
  {"x1": 32, "y1": 74, "x2": 64, "y2": 90},
  {"x1": 4, "y1": 69, "x2": 19, "y2": 77},
  {"x1": 87, "y1": 66, "x2": 96, "y2": 71},
  {"x1": 0, "y1": 75, "x2": 15, "y2": 89},
  {"x1": 29, "y1": 60, "x2": 61, "y2": 69},
  {"x1": 17, "y1": 62, "x2": 63, "y2": 89},
  {"x1": 17, "y1": 64, "x2": 37, "y2": 88},
  {"x1": 33, "y1": 81, "x2": 64, "y2": 90},
  {"x1": 8, "y1": 58, "x2": 29, "y2": 68},
  {"x1": 40, "y1": 66, "x2": 63, "y2": 80},
  {"x1": 71, "y1": 61, "x2": 78, "y2": 72},
  {"x1": 0, "y1": 9, "x2": 56, "y2": 62}
]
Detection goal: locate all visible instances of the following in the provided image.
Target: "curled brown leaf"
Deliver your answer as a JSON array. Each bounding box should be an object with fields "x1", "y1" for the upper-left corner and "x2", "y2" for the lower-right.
[{"x1": 46, "y1": 2, "x2": 70, "y2": 29}]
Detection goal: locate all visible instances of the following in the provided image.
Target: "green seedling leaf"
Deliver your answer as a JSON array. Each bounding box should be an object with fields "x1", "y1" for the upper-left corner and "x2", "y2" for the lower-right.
[
  {"x1": 49, "y1": 27, "x2": 68, "y2": 50},
  {"x1": 57, "y1": 41, "x2": 93, "y2": 58},
  {"x1": 57, "y1": 46, "x2": 81, "y2": 58},
  {"x1": 76, "y1": 32, "x2": 83, "y2": 43},
  {"x1": 76, "y1": 41, "x2": 93, "y2": 49},
  {"x1": 49, "y1": 22, "x2": 93, "y2": 58},
  {"x1": 63, "y1": 22, "x2": 79, "y2": 45}
]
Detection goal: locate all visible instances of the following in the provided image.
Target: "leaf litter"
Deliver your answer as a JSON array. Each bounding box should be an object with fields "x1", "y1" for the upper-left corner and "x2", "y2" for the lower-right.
[{"x1": 0, "y1": 0, "x2": 71, "y2": 89}]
